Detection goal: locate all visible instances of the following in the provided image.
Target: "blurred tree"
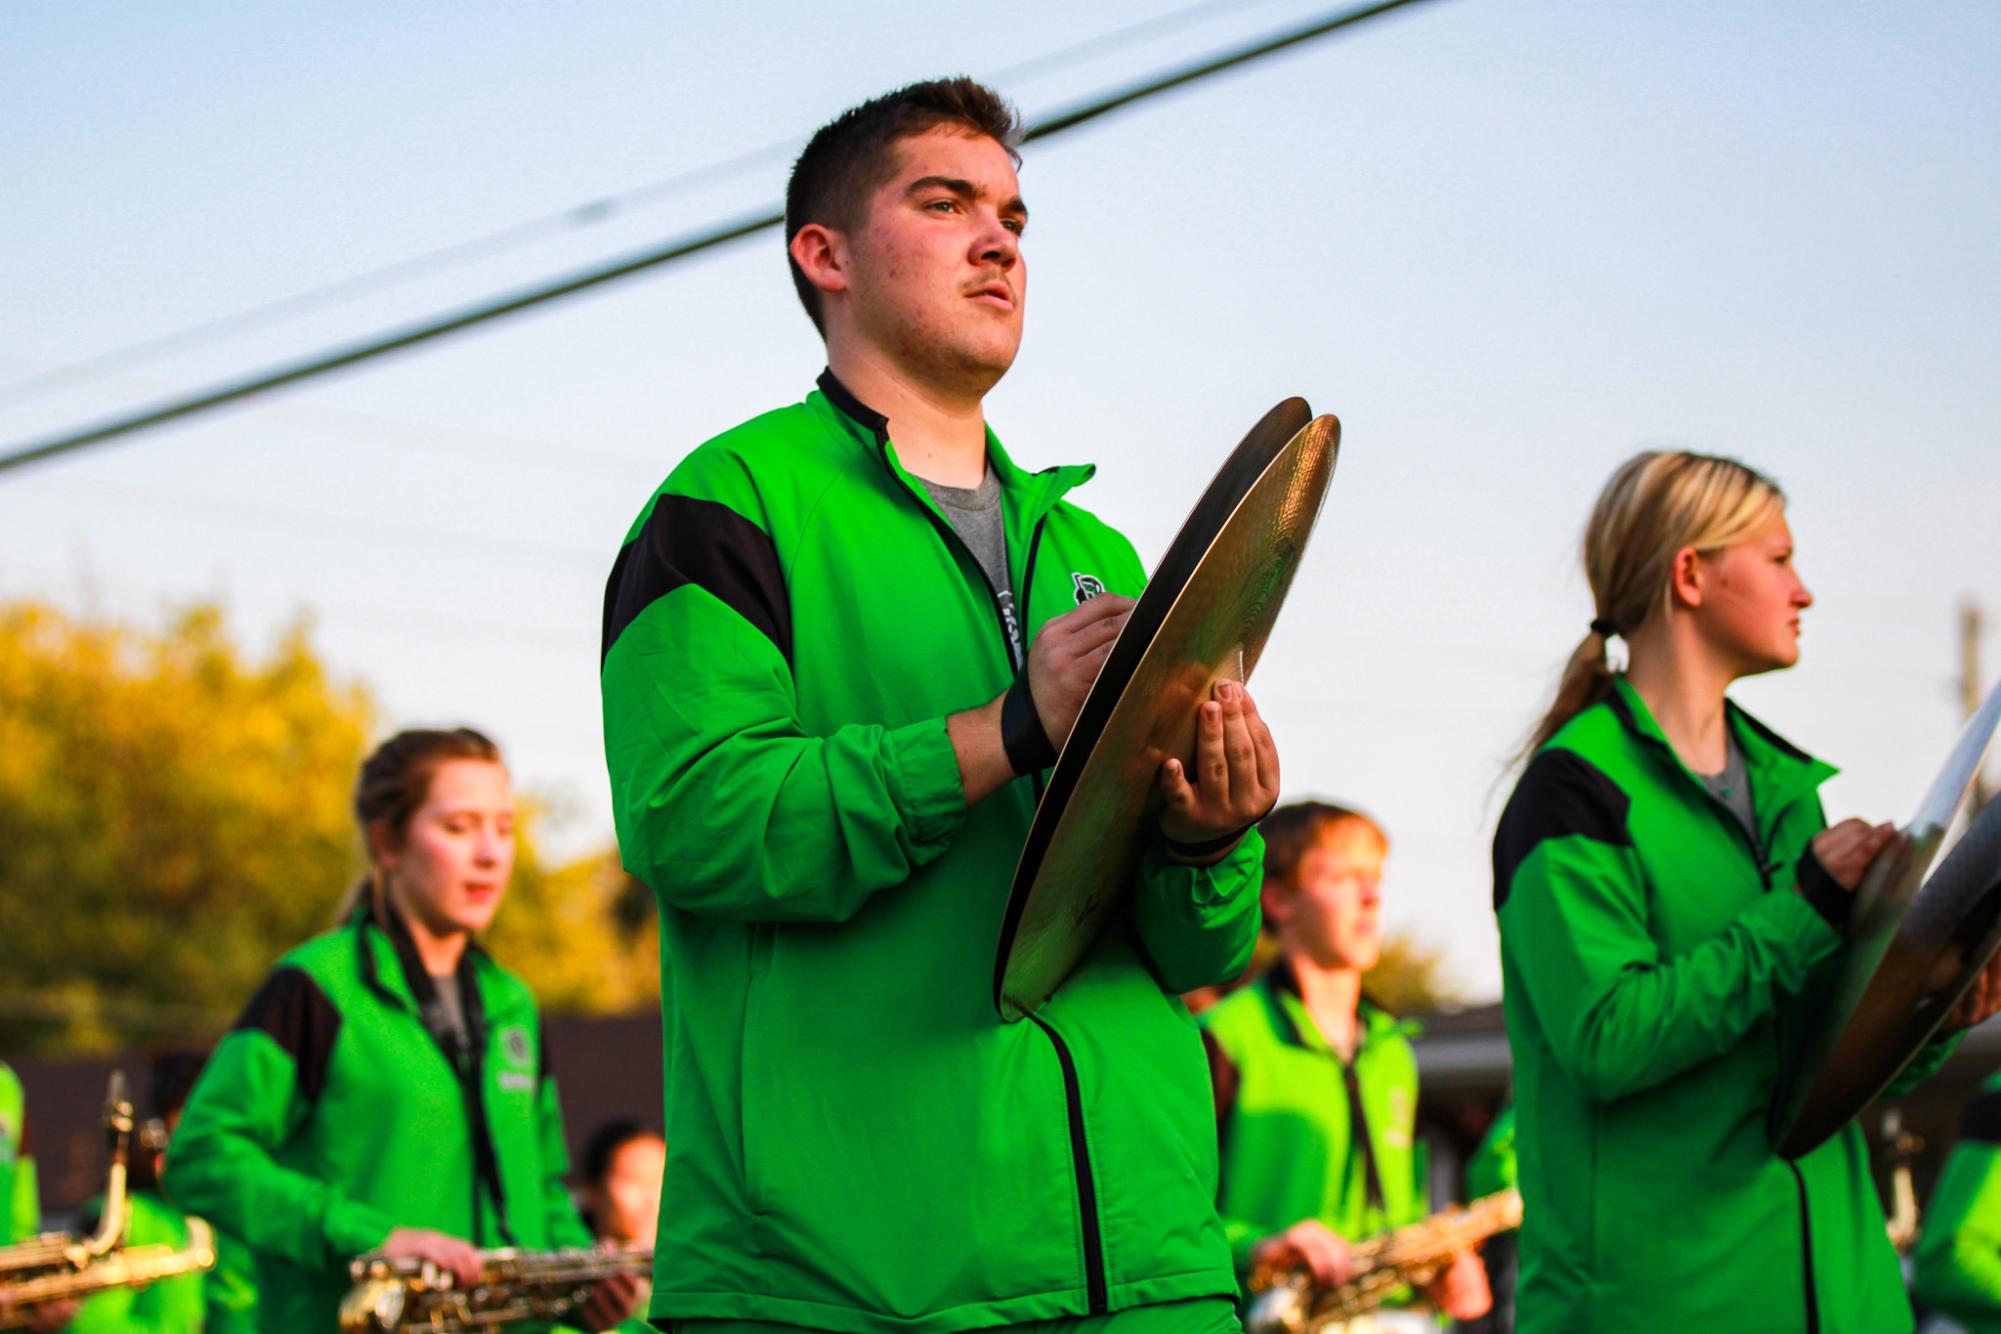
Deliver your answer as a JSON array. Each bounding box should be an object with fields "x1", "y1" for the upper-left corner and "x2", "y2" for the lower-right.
[
  {"x1": 1368, "y1": 932, "x2": 1457, "y2": 1016},
  {"x1": 0, "y1": 600, "x2": 655, "y2": 1054},
  {"x1": 486, "y1": 843, "x2": 658, "y2": 1014},
  {"x1": 0, "y1": 601, "x2": 372, "y2": 1053}
]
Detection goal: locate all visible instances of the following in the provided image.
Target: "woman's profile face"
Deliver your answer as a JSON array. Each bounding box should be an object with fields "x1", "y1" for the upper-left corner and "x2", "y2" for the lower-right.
[
  {"x1": 381, "y1": 758, "x2": 515, "y2": 939},
  {"x1": 1696, "y1": 512, "x2": 1813, "y2": 678}
]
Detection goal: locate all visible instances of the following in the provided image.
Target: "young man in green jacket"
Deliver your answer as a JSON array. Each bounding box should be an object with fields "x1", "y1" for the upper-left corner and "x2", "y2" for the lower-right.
[
  {"x1": 601, "y1": 79, "x2": 1281, "y2": 1332},
  {"x1": 1202, "y1": 802, "x2": 1489, "y2": 1330},
  {"x1": 1913, "y1": 1070, "x2": 2001, "y2": 1331}
]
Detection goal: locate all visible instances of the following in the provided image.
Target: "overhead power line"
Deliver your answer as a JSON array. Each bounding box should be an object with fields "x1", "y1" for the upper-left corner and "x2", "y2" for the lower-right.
[
  {"x1": 0, "y1": 0, "x2": 1439, "y2": 478},
  {"x1": 0, "y1": 0, "x2": 1269, "y2": 413}
]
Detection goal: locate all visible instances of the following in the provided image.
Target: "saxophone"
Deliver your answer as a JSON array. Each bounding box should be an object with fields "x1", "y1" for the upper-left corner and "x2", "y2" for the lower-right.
[
  {"x1": 0, "y1": 1074, "x2": 217, "y2": 1325},
  {"x1": 0, "y1": 1219, "x2": 216, "y2": 1326},
  {"x1": 1244, "y1": 1188, "x2": 1523, "y2": 1334},
  {"x1": 338, "y1": 1243, "x2": 652, "y2": 1333}
]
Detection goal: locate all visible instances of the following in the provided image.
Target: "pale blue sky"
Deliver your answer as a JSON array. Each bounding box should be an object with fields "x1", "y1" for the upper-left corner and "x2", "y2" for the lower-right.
[{"x1": 4, "y1": 1, "x2": 1998, "y2": 997}]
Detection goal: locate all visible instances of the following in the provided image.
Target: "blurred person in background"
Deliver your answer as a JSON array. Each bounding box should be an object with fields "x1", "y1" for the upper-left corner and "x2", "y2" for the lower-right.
[
  {"x1": 163, "y1": 727, "x2": 639, "y2": 1332},
  {"x1": 0, "y1": 1060, "x2": 76, "y2": 1332},
  {"x1": 67, "y1": 1052, "x2": 256, "y2": 1333},
  {"x1": 1913, "y1": 1069, "x2": 2001, "y2": 1332},
  {"x1": 1202, "y1": 801, "x2": 1492, "y2": 1331},
  {"x1": 576, "y1": 1120, "x2": 663, "y2": 1249}
]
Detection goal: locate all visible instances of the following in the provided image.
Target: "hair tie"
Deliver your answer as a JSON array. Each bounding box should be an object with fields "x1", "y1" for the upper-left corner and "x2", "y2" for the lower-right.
[{"x1": 1589, "y1": 618, "x2": 1619, "y2": 639}]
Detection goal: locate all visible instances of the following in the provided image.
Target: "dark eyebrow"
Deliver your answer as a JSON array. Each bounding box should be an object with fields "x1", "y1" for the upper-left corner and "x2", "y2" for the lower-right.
[{"x1": 906, "y1": 175, "x2": 1029, "y2": 224}]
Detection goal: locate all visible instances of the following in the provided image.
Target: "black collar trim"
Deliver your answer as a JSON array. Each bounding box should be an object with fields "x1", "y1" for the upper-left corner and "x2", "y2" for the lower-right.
[{"x1": 817, "y1": 368, "x2": 889, "y2": 439}]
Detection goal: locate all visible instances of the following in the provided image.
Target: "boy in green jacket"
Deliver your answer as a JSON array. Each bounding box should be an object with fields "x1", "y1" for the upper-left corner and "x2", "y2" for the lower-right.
[
  {"x1": 1914, "y1": 1070, "x2": 2001, "y2": 1331},
  {"x1": 601, "y1": 79, "x2": 1281, "y2": 1332},
  {"x1": 1202, "y1": 802, "x2": 1490, "y2": 1329}
]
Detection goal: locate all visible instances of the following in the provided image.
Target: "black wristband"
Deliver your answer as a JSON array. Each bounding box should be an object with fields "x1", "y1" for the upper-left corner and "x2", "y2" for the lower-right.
[
  {"x1": 1001, "y1": 672, "x2": 1059, "y2": 776},
  {"x1": 1162, "y1": 825, "x2": 1253, "y2": 860},
  {"x1": 1794, "y1": 844, "x2": 1852, "y2": 932},
  {"x1": 1162, "y1": 801, "x2": 1277, "y2": 860}
]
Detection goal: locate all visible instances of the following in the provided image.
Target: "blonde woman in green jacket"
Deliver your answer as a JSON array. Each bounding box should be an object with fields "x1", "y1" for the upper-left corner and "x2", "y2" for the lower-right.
[{"x1": 1494, "y1": 449, "x2": 2001, "y2": 1334}]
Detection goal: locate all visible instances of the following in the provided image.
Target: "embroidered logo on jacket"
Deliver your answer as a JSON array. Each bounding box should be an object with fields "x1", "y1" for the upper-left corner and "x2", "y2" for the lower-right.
[{"x1": 1072, "y1": 573, "x2": 1107, "y2": 604}]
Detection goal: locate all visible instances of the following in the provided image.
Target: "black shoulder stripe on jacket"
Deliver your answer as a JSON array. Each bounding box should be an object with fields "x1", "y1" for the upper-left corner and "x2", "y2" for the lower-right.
[
  {"x1": 232, "y1": 966, "x2": 340, "y2": 1105},
  {"x1": 601, "y1": 493, "x2": 791, "y2": 667},
  {"x1": 1961, "y1": 1089, "x2": 2001, "y2": 1144},
  {"x1": 1493, "y1": 748, "x2": 1634, "y2": 911}
]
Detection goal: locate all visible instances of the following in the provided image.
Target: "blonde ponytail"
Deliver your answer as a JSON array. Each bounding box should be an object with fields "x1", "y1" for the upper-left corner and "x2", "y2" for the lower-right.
[{"x1": 1522, "y1": 450, "x2": 1785, "y2": 758}]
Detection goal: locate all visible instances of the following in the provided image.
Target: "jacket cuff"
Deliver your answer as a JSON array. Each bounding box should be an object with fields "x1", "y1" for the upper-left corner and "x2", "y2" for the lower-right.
[
  {"x1": 324, "y1": 1196, "x2": 396, "y2": 1264},
  {"x1": 1143, "y1": 827, "x2": 1265, "y2": 912},
  {"x1": 1760, "y1": 878, "x2": 1843, "y2": 965},
  {"x1": 1793, "y1": 845, "x2": 1852, "y2": 932},
  {"x1": 883, "y1": 716, "x2": 968, "y2": 850}
]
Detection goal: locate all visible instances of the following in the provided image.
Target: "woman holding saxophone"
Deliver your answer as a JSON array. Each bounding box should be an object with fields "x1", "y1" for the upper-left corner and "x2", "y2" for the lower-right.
[{"x1": 164, "y1": 728, "x2": 640, "y2": 1332}]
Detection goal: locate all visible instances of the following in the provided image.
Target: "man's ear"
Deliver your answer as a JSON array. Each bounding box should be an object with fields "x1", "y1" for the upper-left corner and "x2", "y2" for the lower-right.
[
  {"x1": 789, "y1": 223, "x2": 850, "y2": 299},
  {"x1": 1667, "y1": 545, "x2": 1705, "y2": 610}
]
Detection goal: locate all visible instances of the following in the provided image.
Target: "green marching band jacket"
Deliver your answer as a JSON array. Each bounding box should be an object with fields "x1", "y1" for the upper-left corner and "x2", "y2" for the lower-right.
[
  {"x1": 163, "y1": 902, "x2": 596, "y2": 1332},
  {"x1": 0, "y1": 1061, "x2": 34, "y2": 1246},
  {"x1": 67, "y1": 1189, "x2": 226, "y2": 1334},
  {"x1": 600, "y1": 374, "x2": 1265, "y2": 1332},
  {"x1": 1914, "y1": 1069, "x2": 2001, "y2": 1331},
  {"x1": 1201, "y1": 967, "x2": 1427, "y2": 1300},
  {"x1": 1494, "y1": 676, "x2": 1955, "y2": 1334}
]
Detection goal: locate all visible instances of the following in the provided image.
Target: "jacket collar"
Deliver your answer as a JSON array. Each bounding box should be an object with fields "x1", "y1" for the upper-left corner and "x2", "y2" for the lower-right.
[
  {"x1": 1604, "y1": 675, "x2": 1837, "y2": 822},
  {"x1": 349, "y1": 897, "x2": 520, "y2": 1026},
  {"x1": 1260, "y1": 958, "x2": 1416, "y2": 1058},
  {"x1": 813, "y1": 369, "x2": 1096, "y2": 526}
]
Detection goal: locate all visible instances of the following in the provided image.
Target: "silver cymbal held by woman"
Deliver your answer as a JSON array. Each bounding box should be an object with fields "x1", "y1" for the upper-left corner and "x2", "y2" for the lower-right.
[{"x1": 338, "y1": 1243, "x2": 652, "y2": 1333}]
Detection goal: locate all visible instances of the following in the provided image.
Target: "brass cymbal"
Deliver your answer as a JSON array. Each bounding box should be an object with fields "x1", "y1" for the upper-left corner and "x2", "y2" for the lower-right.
[
  {"x1": 1773, "y1": 679, "x2": 2001, "y2": 1158},
  {"x1": 994, "y1": 399, "x2": 1340, "y2": 1021}
]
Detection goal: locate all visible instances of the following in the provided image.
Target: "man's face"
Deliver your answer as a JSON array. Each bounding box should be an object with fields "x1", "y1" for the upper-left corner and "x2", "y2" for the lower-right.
[
  {"x1": 1266, "y1": 818, "x2": 1385, "y2": 973},
  {"x1": 842, "y1": 125, "x2": 1027, "y2": 392}
]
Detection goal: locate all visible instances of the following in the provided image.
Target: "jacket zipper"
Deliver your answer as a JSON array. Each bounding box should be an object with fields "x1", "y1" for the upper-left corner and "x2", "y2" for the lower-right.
[
  {"x1": 1029, "y1": 1013, "x2": 1109, "y2": 1311},
  {"x1": 1788, "y1": 1160, "x2": 1820, "y2": 1333},
  {"x1": 889, "y1": 451, "x2": 1107, "y2": 1308}
]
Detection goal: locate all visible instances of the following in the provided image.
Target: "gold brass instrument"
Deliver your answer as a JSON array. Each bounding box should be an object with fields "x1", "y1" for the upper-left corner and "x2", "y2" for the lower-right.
[
  {"x1": 338, "y1": 1243, "x2": 651, "y2": 1333},
  {"x1": 0, "y1": 1219, "x2": 215, "y2": 1325},
  {"x1": 0, "y1": 1076, "x2": 218, "y2": 1325},
  {"x1": 1244, "y1": 1189, "x2": 1523, "y2": 1334},
  {"x1": 0, "y1": 1073, "x2": 135, "y2": 1311}
]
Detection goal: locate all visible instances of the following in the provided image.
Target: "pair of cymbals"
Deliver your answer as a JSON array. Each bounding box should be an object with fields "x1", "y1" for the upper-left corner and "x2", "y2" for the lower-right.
[
  {"x1": 993, "y1": 399, "x2": 1341, "y2": 1022},
  {"x1": 1774, "y1": 680, "x2": 2001, "y2": 1158}
]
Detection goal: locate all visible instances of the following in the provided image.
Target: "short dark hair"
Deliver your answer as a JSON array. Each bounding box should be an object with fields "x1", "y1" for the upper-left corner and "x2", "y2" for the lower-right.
[
  {"x1": 785, "y1": 77, "x2": 1022, "y2": 333},
  {"x1": 580, "y1": 1117, "x2": 664, "y2": 1187},
  {"x1": 1258, "y1": 801, "x2": 1388, "y2": 896}
]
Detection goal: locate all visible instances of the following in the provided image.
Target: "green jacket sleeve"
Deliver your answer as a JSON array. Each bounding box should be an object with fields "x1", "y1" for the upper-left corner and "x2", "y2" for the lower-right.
[
  {"x1": 202, "y1": 1230, "x2": 263, "y2": 1334},
  {"x1": 537, "y1": 1073, "x2": 595, "y2": 1251},
  {"x1": 602, "y1": 485, "x2": 967, "y2": 925},
  {"x1": 164, "y1": 972, "x2": 395, "y2": 1269},
  {"x1": 10, "y1": 1155, "x2": 37, "y2": 1239},
  {"x1": 1496, "y1": 750, "x2": 1840, "y2": 1103},
  {"x1": 1132, "y1": 831, "x2": 1264, "y2": 994},
  {"x1": 1913, "y1": 1087, "x2": 2001, "y2": 1329},
  {"x1": 1885, "y1": 1027, "x2": 1965, "y2": 1099}
]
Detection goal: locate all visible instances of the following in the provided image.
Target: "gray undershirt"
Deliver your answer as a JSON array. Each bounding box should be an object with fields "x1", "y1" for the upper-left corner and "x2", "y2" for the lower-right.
[
  {"x1": 920, "y1": 468, "x2": 1021, "y2": 666},
  {"x1": 1698, "y1": 730, "x2": 1759, "y2": 853},
  {"x1": 429, "y1": 970, "x2": 470, "y2": 1051}
]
